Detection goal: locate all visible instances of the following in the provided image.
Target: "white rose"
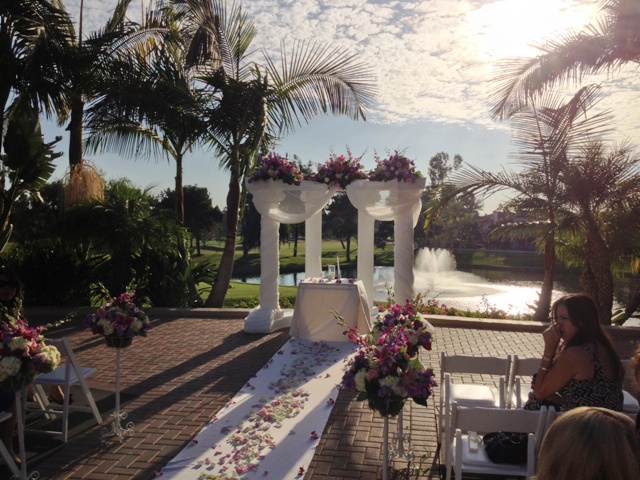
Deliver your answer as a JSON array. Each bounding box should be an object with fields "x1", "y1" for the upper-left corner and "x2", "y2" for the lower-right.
[
  {"x1": 132, "y1": 319, "x2": 143, "y2": 333},
  {"x1": 98, "y1": 319, "x2": 115, "y2": 335},
  {"x1": 0, "y1": 356, "x2": 22, "y2": 381},
  {"x1": 9, "y1": 337, "x2": 29, "y2": 351},
  {"x1": 354, "y1": 370, "x2": 367, "y2": 392}
]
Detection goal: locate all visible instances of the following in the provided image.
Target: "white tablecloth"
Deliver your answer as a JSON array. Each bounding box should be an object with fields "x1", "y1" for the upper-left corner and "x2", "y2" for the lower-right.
[{"x1": 290, "y1": 279, "x2": 372, "y2": 341}]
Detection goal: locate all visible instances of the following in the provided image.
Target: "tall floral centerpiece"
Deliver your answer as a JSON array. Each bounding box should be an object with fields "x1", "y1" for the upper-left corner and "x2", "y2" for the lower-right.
[
  {"x1": 310, "y1": 150, "x2": 368, "y2": 189},
  {"x1": 0, "y1": 320, "x2": 60, "y2": 392},
  {"x1": 87, "y1": 292, "x2": 151, "y2": 348},
  {"x1": 247, "y1": 152, "x2": 304, "y2": 185},
  {"x1": 368, "y1": 151, "x2": 423, "y2": 183},
  {"x1": 338, "y1": 296, "x2": 436, "y2": 417}
]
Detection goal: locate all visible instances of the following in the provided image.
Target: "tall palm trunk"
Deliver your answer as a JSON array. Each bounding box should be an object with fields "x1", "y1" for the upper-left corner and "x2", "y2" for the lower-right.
[
  {"x1": 535, "y1": 236, "x2": 555, "y2": 321},
  {"x1": 68, "y1": 92, "x2": 85, "y2": 167},
  {"x1": 206, "y1": 168, "x2": 241, "y2": 307},
  {"x1": 585, "y1": 221, "x2": 614, "y2": 324}
]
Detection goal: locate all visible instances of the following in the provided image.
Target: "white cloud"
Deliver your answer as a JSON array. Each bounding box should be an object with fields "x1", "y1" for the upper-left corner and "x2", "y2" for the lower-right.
[{"x1": 50, "y1": 0, "x2": 640, "y2": 212}]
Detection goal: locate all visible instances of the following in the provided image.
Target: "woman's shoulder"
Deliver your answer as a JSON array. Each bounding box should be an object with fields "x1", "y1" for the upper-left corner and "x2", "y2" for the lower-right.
[{"x1": 561, "y1": 345, "x2": 594, "y2": 363}]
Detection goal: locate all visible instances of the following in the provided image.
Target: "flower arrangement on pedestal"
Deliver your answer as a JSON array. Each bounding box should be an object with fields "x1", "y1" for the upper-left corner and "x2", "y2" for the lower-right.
[
  {"x1": 369, "y1": 151, "x2": 423, "y2": 183},
  {"x1": 0, "y1": 320, "x2": 60, "y2": 392},
  {"x1": 309, "y1": 150, "x2": 368, "y2": 189},
  {"x1": 247, "y1": 152, "x2": 304, "y2": 185},
  {"x1": 87, "y1": 292, "x2": 151, "y2": 348},
  {"x1": 337, "y1": 295, "x2": 436, "y2": 417}
]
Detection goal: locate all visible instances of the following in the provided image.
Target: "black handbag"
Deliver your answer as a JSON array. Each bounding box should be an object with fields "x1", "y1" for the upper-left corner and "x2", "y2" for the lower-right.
[{"x1": 482, "y1": 431, "x2": 529, "y2": 464}]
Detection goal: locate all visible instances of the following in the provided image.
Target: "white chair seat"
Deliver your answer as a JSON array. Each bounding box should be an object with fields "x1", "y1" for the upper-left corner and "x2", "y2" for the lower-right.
[
  {"x1": 454, "y1": 433, "x2": 532, "y2": 471},
  {"x1": 34, "y1": 366, "x2": 97, "y2": 385},
  {"x1": 449, "y1": 384, "x2": 500, "y2": 406}
]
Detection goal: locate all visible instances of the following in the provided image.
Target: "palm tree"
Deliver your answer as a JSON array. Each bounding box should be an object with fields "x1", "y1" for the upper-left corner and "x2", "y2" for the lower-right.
[
  {"x1": 429, "y1": 85, "x2": 611, "y2": 321},
  {"x1": 169, "y1": 0, "x2": 376, "y2": 307},
  {"x1": 555, "y1": 140, "x2": 640, "y2": 323},
  {"x1": 0, "y1": 100, "x2": 61, "y2": 250},
  {"x1": 490, "y1": 0, "x2": 640, "y2": 118},
  {"x1": 0, "y1": 0, "x2": 74, "y2": 152}
]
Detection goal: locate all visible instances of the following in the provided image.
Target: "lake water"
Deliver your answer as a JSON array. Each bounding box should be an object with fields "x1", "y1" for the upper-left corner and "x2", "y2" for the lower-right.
[{"x1": 232, "y1": 248, "x2": 602, "y2": 316}]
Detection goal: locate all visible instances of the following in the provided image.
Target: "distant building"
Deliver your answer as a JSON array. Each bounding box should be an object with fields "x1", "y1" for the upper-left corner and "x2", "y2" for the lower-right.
[{"x1": 477, "y1": 211, "x2": 538, "y2": 251}]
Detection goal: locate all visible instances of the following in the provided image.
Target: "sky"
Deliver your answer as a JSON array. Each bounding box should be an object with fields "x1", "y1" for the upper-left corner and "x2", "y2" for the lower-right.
[{"x1": 43, "y1": 0, "x2": 640, "y2": 213}]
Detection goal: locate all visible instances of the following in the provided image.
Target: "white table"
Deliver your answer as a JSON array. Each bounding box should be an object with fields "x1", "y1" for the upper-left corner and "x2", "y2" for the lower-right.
[{"x1": 290, "y1": 278, "x2": 372, "y2": 341}]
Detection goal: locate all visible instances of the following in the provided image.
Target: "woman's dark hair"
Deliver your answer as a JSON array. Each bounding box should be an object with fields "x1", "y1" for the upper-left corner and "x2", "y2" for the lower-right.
[
  {"x1": 0, "y1": 267, "x2": 24, "y2": 319},
  {"x1": 552, "y1": 293, "x2": 623, "y2": 383}
]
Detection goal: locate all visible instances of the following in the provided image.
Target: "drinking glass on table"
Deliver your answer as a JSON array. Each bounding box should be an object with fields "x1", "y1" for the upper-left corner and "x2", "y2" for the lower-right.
[{"x1": 327, "y1": 265, "x2": 336, "y2": 281}]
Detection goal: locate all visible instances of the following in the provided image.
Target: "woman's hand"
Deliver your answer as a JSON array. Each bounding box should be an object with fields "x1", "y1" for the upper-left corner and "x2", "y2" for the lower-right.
[{"x1": 542, "y1": 325, "x2": 560, "y2": 355}]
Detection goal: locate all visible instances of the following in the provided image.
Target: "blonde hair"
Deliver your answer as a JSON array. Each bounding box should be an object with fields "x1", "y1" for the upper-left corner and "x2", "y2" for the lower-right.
[{"x1": 536, "y1": 407, "x2": 640, "y2": 480}]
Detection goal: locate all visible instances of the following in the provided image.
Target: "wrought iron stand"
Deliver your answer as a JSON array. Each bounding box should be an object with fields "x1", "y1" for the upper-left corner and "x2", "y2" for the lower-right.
[
  {"x1": 382, "y1": 411, "x2": 415, "y2": 480},
  {"x1": 101, "y1": 347, "x2": 134, "y2": 442}
]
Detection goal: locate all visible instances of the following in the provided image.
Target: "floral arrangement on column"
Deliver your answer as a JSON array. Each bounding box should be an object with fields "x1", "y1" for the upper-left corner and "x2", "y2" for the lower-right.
[
  {"x1": 309, "y1": 150, "x2": 368, "y2": 189},
  {"x1": 337, "y1": 295, "x2": 436, "y2": 417},
  {"x1": 0, "y1": 320, "x2": 61, "y2": 391},
  {"x1": 246, "y1": 152, "x2": 304, "y2": 185},
  {"x1": 369, "y1": 151, "x2": 423, "y2": 183},
  {"x1": 87, "y1": 291, "x2": 152, "y2": 348}
]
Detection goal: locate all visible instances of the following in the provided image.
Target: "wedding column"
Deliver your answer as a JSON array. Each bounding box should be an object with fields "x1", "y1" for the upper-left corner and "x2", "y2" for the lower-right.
[
  {"x1": 244, "y1": 180, "x2": 334, "y2": 333},
  {"x1": 346, "y1": 178, "x2": 425, "y2": 305},
  {"x1": 305, "y1": 211, "x2": 323, "y2": 278}
]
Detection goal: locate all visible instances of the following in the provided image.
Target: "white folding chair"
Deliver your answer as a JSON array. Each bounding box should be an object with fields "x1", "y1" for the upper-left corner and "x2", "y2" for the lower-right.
[
  {"x1": 621, "y1": 359, "x2": 640, "y2": 414},
  {"x1": 438, "y1": 353, "x2": 511, "y2": 460},
  {"x1": 507, "y1": 356, "x2": 542, "y2": 408},
  {"x1": 445, "y1": 405, "x2": 547, "y2": 480},
  {"x1": 0, "y1": 411, "x2": 20, "y2": 478},
  {"x1": 27, "y1": 337, "x2": 102, "y2": 442}
]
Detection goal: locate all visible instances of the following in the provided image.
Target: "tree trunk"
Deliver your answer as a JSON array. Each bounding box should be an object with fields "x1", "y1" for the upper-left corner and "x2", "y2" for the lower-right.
[
  {"x1": 175, "y1": 155, "x2": 184, "y2": 226},
  {"x1": 293, "y1": 225, "x2": 299, "y2": 257},
  {"x1": 534, "y1": 237, "x2": 555, "y2": 322},
  {"x1": 206, "y1": 170, "x2": 241, "y2": 307},
  {"x1": 585, "y1": 223, "x2": 614, "y2": 324},
  {"x1": 68, "y1": 92, "x2": 85, "y2": 168},
  {"x1": 346, "y1": 236, "x2": 351, "y2": 263}
]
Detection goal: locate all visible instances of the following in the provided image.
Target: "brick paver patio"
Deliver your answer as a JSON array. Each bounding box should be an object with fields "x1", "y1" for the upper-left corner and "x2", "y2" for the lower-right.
[{"x1": 14, "y1": 310, "x2": 640, "y2": 479}]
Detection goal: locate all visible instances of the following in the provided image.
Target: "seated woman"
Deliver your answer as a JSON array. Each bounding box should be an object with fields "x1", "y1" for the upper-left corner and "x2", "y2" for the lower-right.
[
  {"x1": 535, "y1": 406, "x2": 640, "y2": 480},
  {"x1": 524, "y1": 293, "x2": 623, "y2": 411}
]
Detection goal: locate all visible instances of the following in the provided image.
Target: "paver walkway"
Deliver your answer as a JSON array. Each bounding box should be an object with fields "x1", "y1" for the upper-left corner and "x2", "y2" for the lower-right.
[{"x1": 17, "y1": 311, "x2": 640, "y2": 479}]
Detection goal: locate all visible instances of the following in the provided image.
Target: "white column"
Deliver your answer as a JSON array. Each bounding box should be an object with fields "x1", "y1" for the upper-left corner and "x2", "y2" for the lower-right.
[
  {"x1": 393, "y1": 209, "x2": 415, "y2": 304},
  {"x1": 357, "y1": 210, "x2": 375, "y2": 308},
  {"x1": 305, "y1": 211, "x2": 323, "y2": 278},
  {"x1": 244, "y1": 217, "x2": 283, "y2": 332}
]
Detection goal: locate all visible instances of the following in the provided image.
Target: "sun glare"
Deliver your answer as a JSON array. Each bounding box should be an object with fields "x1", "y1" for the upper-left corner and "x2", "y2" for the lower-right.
[{"x1": 467, "y1": 0, "x2": 599, "y2": 61}]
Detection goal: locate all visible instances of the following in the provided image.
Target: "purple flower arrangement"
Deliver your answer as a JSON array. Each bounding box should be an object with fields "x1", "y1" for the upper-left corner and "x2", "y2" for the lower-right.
[
  {"x1": 87, "y1": 291, "x2": 151, "y2": 341},
  {"x1": 337, "y1": 295, "x2": 436, "y2": 416},
  {"x1": 369, "y1": 151, "x2": 423, "y2": 183},
  {"x1": 309, "y1": 150, "x2": 368, "y2": 189},
  {"x1": 0, "y1": 320, "x2": 60, "y2": 391},
  {"x1": 247, "y1": 152, "x2": 304, "y2": 186}
]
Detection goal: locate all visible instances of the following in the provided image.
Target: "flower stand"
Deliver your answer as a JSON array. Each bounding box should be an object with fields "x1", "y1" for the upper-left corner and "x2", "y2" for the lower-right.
[
  {"x1": 381, "y1": 410, "x2": 415, "y2": 480},
  {"x1": 101, "y1": 340, "x2": 134, "y2": 442}
]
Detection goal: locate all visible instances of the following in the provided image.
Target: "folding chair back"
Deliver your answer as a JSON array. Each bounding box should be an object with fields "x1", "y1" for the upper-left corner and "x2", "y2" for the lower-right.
[
  {"x1": 507, "y1": 356, "x2": 541, "y2": 408},
  {"x1": 0, "y1": 411, "x2": 20, "y2": 477},
  {"x1": 446, "y1": 405, "x2": 547, "y2": 480},
  {"x1": 29, "y1": 337, "x2": 102, "y2": 442},
  {"x1": 438, "y1": 353, "x2": 511, "y2": 451}
]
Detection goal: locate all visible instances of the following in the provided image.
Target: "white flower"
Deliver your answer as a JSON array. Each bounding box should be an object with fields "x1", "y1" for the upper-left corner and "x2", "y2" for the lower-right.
[
  {"x1": 9, "y1": 337, "x2": 29, "y2": 351},
  {"x1": 97, "y1": 319, "x2": 115, "y2": 335},
  {"x1": 380, "y1": 376, "x2": 399, "y2": 390},
  {"x1": 131, "y1": 319, "x2": 143, "y2": 333},
  {"x1": 0, "y1": 356, "x2": 21, "y2": 382},
  {"x1": 354, "y1": 370, "x2": 367, "y2": 392},
  {"x1": 40, "y1": 345, "x2": 61, "y2": 369}
]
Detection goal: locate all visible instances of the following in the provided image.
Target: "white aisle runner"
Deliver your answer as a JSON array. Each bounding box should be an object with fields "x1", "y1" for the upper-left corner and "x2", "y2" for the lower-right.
[{"x1": 159, "y1": 338, "x2": 356, "y2": 479}]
